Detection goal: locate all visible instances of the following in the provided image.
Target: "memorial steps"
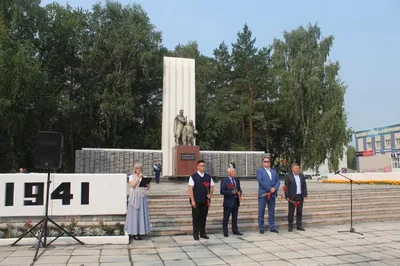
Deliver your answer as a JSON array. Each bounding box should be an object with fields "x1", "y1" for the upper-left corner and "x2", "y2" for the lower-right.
[{"x1": 147, "y1": 187, "x2": 400, "y2": 236}]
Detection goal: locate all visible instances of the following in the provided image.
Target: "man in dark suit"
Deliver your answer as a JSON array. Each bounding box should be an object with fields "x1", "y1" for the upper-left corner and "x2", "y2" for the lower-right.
[
  {"x1": 220, "y1": 167, "x2": 243, "y2": 237},
  {"x1": 153, "y1": 161, "x2": 162, "y2": 184},
  {"x1": 284, "y1": 163, "x2": 308, "y2": 232},
  {"x1": 257, "y1": 156, "x2": 280, "y2": 234}
]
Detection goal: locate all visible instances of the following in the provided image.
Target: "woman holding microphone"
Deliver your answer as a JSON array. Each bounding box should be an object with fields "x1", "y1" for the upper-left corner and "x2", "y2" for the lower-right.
[{"x1": 125, "y1": 162, "x2": 151, "y2": 242}]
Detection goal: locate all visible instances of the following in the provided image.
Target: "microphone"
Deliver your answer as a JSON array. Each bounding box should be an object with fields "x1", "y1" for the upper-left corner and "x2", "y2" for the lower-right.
[{"x1": 335, "y1": 170, "x2": 340, "y2": 175}]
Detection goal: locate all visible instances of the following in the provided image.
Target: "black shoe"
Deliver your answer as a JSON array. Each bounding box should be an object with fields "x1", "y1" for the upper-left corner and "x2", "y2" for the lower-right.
[
  {"x1": 200, "y1": 234, "x2": 209, "y2": 239},
  {"x1": 233, "y1": 232, "x2": 243, "y2": 235},
  {"x1": 193, "y1": 235, "x2": 199, "y2": 240},
  {"x1": 259, "y1": 230, "x2": 264, "y2": 234},
  {"x1": 288, "y1": 227, "x2": 293, "y2": 232},
  {"x1": 270, "y1": 229, "x2": 279, "y2": 233},
  {"x1": 223, "y1": 232, "x2": 229, "y2": 237},
  {"x1": 133, "y1": 235, "x2": 142, "y2": 240},
  {"x1": 297, "y1": 227, "x2": 305, "y2": 231}
]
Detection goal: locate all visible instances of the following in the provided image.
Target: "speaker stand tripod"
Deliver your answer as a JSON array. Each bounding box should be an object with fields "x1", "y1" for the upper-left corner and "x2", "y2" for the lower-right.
[
  {"x1": 335, "y1": 171, "x2": 363, "y2": 235},
  {"x1": 11, "y1": 169, "x2": 84, "y2": 261}
]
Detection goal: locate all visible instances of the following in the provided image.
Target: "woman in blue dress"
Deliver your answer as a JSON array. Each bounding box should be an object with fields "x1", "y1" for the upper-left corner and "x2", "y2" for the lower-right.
[{"x1": 125, "y1": 163, "x2": 151, "y2": 241}]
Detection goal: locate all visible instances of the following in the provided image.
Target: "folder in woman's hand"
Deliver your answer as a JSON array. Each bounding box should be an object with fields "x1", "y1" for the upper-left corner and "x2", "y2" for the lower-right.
[{"x1": 139, "y1": 177, "x2": 152, "y2": 187}]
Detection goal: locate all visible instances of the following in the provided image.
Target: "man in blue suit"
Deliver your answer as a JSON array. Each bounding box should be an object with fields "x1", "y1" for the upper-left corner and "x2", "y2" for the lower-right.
[
  {"x1": 220, "y1": 167, "x2": 243, "y2": 237},
  {"x1": 257, "y1": 156, "x2": 280, "y2": 233}
]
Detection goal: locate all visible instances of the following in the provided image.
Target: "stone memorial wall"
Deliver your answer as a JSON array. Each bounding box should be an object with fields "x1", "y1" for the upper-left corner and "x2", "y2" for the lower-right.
[
  {"x1": 75, "y1": 148, "x2": 162, "y2": 176},
  {"x1": 200, "y1": 151, "x2": 265, "y2": 177},
  {"x1": 75, "y1": 148, "x2": 266, "y2": 177}
]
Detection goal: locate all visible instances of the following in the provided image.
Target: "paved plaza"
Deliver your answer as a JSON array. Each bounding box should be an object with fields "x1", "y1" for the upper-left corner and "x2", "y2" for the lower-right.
[{"x1": 1, "y1": 221, "x2": 400, "y2": 266}]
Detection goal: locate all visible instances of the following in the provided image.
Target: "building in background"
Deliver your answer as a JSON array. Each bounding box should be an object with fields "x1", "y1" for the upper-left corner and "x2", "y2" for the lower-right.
[{"x1": 354, "y1": 124, "x2": 400, "y2": 172}]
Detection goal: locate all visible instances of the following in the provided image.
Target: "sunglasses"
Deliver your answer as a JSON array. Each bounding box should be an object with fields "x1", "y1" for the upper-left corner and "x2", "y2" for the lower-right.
[{"x1": 263, "y1": 160, "x2": 270, "y2": 163}]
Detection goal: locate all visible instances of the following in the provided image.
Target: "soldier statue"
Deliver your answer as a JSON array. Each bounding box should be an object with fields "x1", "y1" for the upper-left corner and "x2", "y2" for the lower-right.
[
  {"x1": 182, "y1": 120, "x2": 198, "y2": 146},
  {"x1": 173, "y1": 109, "x2": 187, "y2": 145}
]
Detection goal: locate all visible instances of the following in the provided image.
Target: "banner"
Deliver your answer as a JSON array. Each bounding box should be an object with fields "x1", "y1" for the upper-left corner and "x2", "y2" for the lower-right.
[{"x1": 0, "y1": 173, "x2": 127, "y2": 217}]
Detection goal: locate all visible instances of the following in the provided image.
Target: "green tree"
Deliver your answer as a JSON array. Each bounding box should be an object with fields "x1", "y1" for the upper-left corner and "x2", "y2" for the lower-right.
[
  {"x1": 206, "y1": 41, "x2": 240, "y2": 150},
  {"x1": 87, "y1": 2, "x2": 164, "y2": 150},
  {"x1": 0, "y1": 1, "x2": 166, "y2": 172},
  {"x1": 271, "y1": 24, "x2": 350, "y2": 170},
  {"x1": 346, "y1": 145, "x2": 357, "y2": 170},
  {"x1": 231, "y1": 24, "x2": 260, "y2": 150},
  {"x1": 36, "y1": 3, "x2": 90, "y2": 171},
  {"x1": 0, "y1": 0, "x2": 45, "y2": 172},
  {"x1": 0, "y1": 1, "x2": 352, "y2": 174}
]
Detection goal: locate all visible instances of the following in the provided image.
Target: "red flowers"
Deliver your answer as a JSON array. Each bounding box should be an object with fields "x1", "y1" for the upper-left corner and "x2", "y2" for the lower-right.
[
  {"x1": 204, "y1": 181, "x2": 211, "y2": 209},
  {"x1": 262, "y1": 192, "x2": 271, "y2": 200},
  {"x1": 228, "y1": 183, "x2": 234, "y2": 189},
  {"x1": 288, "y1": 199, "x2": 301, "y2": 208},
  {"x1": 282, "y1": 186, "x2": 288, "y2": 193},
  {"x1": 206, "y1": 199, "x2": 210, "y2": 209}
]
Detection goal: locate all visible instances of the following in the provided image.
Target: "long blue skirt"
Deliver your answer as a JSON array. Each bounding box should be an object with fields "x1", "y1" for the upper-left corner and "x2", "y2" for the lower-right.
[{"x1": 124, "y1": 195, "x2": 151, "y2": 235}]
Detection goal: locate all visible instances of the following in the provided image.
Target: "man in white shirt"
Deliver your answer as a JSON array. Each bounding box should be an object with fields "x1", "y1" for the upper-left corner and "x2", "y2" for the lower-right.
[{"x1": 188, "y1": 160, "x2": 215, "y2": 240}]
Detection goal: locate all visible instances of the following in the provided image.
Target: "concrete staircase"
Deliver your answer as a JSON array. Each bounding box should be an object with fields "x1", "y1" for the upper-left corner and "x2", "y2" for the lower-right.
[{"x1": 148, "y1": 187, "x2": 400, "y2": 236}]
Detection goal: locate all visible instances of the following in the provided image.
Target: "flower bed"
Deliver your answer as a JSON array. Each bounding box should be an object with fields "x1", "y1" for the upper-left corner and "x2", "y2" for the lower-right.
[
  {"x1": 322, "y1": 180, "x2": 400, "y2": 185},
  {"x1": 0, "y1": 218, "x2": 128, "y2": 245}
]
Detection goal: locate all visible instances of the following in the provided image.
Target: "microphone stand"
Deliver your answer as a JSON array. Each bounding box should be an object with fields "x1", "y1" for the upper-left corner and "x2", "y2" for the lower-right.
[{"x1": 335, "y1": 171, "x2": 363, "y2": 235}]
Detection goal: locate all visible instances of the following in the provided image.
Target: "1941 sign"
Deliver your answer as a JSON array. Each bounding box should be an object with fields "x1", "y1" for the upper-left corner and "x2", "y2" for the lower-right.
[
  {"x1": 4, "y1": 182, "x2": 89, "y2": 206},
  {"x1": 0, "y1": 173, "x2": 127, "y2": 217}
]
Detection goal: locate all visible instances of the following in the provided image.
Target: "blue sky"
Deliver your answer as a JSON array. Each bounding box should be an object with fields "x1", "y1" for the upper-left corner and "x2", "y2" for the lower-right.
[{"x1": 41, "y1": 0, "x2": 400, "y2": 133}]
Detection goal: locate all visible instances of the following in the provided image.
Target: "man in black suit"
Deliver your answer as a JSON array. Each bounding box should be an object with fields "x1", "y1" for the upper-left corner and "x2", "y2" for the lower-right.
[
  {"x1": 284, "y1": 163, "x2": 308, "y2": 232},
  {"x1": 153, "y1": 161, "x2": 162, "y2": 184},
  {"x1": 220, "y1": 167, "x2": 243, "y2": 237}
]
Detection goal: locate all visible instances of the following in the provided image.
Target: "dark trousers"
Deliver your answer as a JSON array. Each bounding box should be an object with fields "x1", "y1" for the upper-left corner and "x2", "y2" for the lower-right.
[
  {"x1": 223, "y1": 199, "x2": 239, "y2": 234},
  {"x1": 192, "y1": 202, "x2": 208, "y2": 237},
  {"x1": 155, "y1": 173, "x2": 160, "y2": 183},
  {"x1": 288, "y1": 194, "x2": 304, "y2": 228}
]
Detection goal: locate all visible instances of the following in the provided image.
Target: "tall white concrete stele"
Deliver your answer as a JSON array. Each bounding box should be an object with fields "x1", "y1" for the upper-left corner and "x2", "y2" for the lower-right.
[{"x1": 162, "y1": 57, "x2": 196, "y2": 176}]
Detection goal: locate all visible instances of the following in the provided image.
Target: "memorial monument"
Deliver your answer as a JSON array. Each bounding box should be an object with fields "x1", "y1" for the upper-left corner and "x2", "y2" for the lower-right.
[
  {"x1": 171, "y1": 111, "x2": 200, "y2": 176},
  {"x1": 161, "y1": 57, "x2": 196, "y2": 177},
  {"x1": 76, "y1": 57, "x2": 266, "y2": 178}
]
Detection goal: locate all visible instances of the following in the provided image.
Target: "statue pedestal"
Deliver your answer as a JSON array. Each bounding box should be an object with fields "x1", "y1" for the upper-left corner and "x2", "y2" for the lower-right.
[{"x1": 172, "y1": 146, "x2": 200, "y2": 176}]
